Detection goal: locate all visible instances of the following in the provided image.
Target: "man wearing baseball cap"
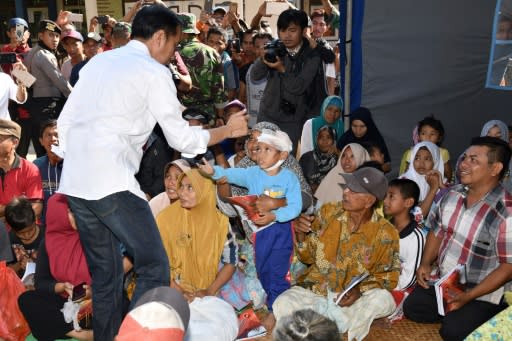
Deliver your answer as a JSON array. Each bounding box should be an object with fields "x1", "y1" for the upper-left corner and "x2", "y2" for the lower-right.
[
  {"x1": 273, "y1": 167, "x2": 400, "y2": 339},
  {"x1": 69, "y1": 32, "x2": 102, "y2": 86},
  {"x1": 60, "y1": 30, "x2": 85, "y2": 81},
  {"x1": 1, "y1": 18, "x2": 31, "y2": 75}
]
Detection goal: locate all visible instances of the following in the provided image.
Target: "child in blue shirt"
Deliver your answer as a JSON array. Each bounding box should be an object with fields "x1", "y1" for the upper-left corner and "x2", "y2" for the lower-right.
[{"x1": 199, "y1": 129, "x2": 302, "y2": 325}]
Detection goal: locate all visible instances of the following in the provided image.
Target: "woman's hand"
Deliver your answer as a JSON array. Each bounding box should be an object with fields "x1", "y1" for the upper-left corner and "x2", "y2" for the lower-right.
[
  {"x1": 84, "y1": 284, "x2": 92, "y2": 300},
  {"x1": 255, "y1": 194, "x2": 285, "y2": 213},
  {"x1": 55, "y1": 282, "x2": 74, "y2": 297}
]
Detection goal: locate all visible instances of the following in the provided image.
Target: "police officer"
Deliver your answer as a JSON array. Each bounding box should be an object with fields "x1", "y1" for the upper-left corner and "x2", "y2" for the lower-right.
[{"x1": 24, "y1": 20, "x2": 72, "y2": 157}]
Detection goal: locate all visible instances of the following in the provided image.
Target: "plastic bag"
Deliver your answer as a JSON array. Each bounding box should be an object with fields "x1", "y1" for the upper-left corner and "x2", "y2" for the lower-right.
[{"x1": 0, "y1": 261, "x2": 31, "y2": 341}]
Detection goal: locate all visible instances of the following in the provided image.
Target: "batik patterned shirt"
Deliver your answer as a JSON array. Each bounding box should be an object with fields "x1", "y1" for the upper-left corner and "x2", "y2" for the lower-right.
[{"x1": 296, "y1": 202, "x2": 400, "y2": 296}]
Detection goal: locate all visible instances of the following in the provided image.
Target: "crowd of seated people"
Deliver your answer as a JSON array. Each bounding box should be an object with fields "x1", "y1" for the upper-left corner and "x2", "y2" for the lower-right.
[{"x1": 0, "y1": 1, "x2": 511, "y2": 340}]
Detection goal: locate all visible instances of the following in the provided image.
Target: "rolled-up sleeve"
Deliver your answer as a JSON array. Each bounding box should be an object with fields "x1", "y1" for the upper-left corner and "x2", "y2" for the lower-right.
[{"x1": 147, "y1": 70, "x2": 210, "y2": 156}]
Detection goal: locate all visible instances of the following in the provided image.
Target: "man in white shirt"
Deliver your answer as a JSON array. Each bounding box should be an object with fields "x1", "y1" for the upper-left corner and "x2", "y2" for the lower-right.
[
  {"x1": 56, "y1": 5, "x2": 247, "y2": 340},
  {"x1": 0, "y1": 64, "x2": 27, "y2": 120}
]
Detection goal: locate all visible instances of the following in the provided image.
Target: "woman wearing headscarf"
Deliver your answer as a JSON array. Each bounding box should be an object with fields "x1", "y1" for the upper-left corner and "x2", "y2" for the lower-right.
[
  {"x1": 336, "y1": 107, "x2": 391, "y2": 172},
  {"x1": 18, "y1": 194, "x2": 93, "y2": 341},
  {"x1": 299, "y1": 126, "x2": 339, "y2": 194},
  {"x1": 401, "y1": 141, "x2": 446, "y2": 217},
  {"x1": 455, "y1": 119, "x2": 511, "y2": 185},
  {"x1": 156, "y1": 169, "x2": 245, "y2": 307},
  {"x1": 149, "y1": 159, "x2": 191, "y2": 218},
  {"x1": 299, "y1": 96, "x2": 343, "y2": 158},
  {"x1": 314, "y1": 143, "x2": 370, "y2": 205}
]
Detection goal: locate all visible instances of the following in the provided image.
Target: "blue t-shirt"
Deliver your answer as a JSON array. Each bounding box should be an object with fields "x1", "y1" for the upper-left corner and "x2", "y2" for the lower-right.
[
  {"x1": 33, "y1": 155, "x2": 63, "y2": 225},
  {"x1": 212, "y1": 165, "x2": 302, "y2": 222}
]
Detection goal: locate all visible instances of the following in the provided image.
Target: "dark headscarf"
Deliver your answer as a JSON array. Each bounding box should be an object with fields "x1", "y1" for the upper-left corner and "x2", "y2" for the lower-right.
[
  {"x1": 300, "y1": 126, "x2": 338, "y2": 186},
  {"x1": 336, "y1": 107, "x2": 391, "y2": 163}
]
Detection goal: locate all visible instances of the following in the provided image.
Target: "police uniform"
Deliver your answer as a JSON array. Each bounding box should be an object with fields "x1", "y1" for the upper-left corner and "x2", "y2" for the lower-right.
[{"x1": 24, "y1": 20, "x2": 71, "y2": 157}]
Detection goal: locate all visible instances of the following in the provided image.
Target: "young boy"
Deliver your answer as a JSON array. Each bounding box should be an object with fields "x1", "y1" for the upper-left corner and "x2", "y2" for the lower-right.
[
  {"x1": 6, "y1": 196, "x2": 44, "y2": 278},
  {"x1": 198, "y1": 129, "x2": 302, "y2": 327},
  {"x1": 33, "y1": 119, "x2": 62, "y2": 225},
  {"x1": 383, "y1": 178, "x2": 425, "y2": 321}
]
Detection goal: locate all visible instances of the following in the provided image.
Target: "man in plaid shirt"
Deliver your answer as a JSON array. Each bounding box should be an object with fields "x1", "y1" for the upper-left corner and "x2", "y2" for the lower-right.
[{"x1": 403, "y1": 136, "x2": 512, "y2": 340}]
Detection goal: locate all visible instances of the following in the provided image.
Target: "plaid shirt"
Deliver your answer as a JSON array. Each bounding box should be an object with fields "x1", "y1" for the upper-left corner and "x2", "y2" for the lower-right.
[{"x1": 429, "y1": 184, "x2": 512, "y2": 304}]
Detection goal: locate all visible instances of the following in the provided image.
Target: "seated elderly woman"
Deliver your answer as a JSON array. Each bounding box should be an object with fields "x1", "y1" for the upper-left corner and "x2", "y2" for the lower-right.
[{"x1": 156, "y1": 169, "x2": 246, "y2": 305}]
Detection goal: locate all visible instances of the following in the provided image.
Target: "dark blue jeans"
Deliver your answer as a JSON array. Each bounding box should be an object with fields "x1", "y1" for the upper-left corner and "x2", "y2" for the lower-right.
[{"x1": 67, "y1": 191, "x2": 170, "y2": 341}]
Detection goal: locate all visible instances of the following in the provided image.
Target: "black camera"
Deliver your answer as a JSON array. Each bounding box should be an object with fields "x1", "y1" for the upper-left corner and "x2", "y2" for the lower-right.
[
  {"x1": 0, "y1": 53, "x2": 17, "y2": 64},
  {"x1": 264, "y1": 39, "x2": 287, "y2": 63}
]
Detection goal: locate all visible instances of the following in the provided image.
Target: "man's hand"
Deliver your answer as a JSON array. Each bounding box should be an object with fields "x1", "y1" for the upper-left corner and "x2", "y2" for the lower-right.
[
  {"x1": 336, "y1": 286, "x2": 361, "y2": 307},
  {"x1": 416, "y1": 264, "x2": 433, "y2": 289},
  {"x1": 253, "y1": 211, "x2": 276, "y2": 226},
  {"x1": 445, "y1": 291, "x2": 472, "y2": 312},
  {"x1": 262, "y1": 56, "x2": 286, "y2": 73},
  {"x1": 294, "y1": 213, "x2": 314, "y2": 234},
  {"x1": 56, "y1": 10, "x2": 72, "y2": 26},
  {"x1": 225, "y1": 110, "x2": 248, "y2": 138}
]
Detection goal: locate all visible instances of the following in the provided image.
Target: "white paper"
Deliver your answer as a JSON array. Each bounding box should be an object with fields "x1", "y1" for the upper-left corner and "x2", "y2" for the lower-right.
[
  {"x1": 335, "y1": 272, "x2": 369, "y2": 305},
  {"x1": 21, "y1": 261, "x2": 36, "y2": 282},
  {"x1": 11, "y1": 68, "x2": 36, "y2": 88}
]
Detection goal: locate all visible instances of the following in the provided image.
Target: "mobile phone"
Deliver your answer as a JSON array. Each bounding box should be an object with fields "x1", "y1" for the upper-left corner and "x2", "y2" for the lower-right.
[
  {"x1": 97, "y1": 15, "x2": 109, "y2": 25},
  {"x1": 15, "y1": 24, "x2": 25, "y2": 42},
  {"x1": 229, "y1": 1, "x2": 238, "y2": 14},
  {"x1": 68, "y1": 13, "x2": 84, "y2": 23},
  {"x1": 229, "y1": 38, "x2": 241, "y2": 53},
  {"x1": 204, "y1": 0, "x2": 213, "y2": 14},
  {"x1": 0, "y1": 53, "x2": 17, "y2": 64},
  {"x1": 72, "y1": 282, "x2": 87, "y2": 302}
]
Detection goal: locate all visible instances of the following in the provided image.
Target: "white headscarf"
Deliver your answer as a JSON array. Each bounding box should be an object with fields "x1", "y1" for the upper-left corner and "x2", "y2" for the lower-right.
[
  {"x1": 401, "y1": 141, "x2": 444, "y2": 202},
  {"x1": 314, "y1": 143, "x2": 370, "y2": 204}
]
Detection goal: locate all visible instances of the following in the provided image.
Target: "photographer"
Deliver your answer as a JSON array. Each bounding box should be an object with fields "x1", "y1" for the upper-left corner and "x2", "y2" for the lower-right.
[{"x1": 250, "y1": 9, "x2": 322, "y2": 153}]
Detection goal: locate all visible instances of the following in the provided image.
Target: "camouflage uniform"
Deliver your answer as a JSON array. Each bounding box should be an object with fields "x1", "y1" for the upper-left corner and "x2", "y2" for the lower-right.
[
  {"x1": 179, "y1": 38, "x2": 227, "y2": 121},
  {"x1": 177, "y1": 13, "x2": 227, "y2": 121}
]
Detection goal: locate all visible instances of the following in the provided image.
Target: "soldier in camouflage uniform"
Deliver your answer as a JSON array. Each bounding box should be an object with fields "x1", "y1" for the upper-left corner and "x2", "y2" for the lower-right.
[{"x1": 177, "y1": 13, "x2": 227, "y2": 123}]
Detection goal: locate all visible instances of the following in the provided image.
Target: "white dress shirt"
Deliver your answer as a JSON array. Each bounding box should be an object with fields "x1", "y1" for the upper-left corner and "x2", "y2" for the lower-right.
[
  {"x1": 57, "y1": 40, "x2": 210, "y2": 200},
  {"x1": 0, "y1": 73, "x2": 25, "y2": 120}
]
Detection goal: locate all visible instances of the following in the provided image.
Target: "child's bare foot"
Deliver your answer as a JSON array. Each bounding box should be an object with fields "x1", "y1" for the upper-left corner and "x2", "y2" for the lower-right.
[{"x1": 261, "y1": 312, "x2": 276, "y2": 332}]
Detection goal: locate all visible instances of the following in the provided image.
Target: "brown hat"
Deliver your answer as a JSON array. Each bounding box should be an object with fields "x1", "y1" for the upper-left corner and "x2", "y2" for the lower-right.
[{"x1": 0, "y1": 119, "x2": 21, "y2": 139}]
